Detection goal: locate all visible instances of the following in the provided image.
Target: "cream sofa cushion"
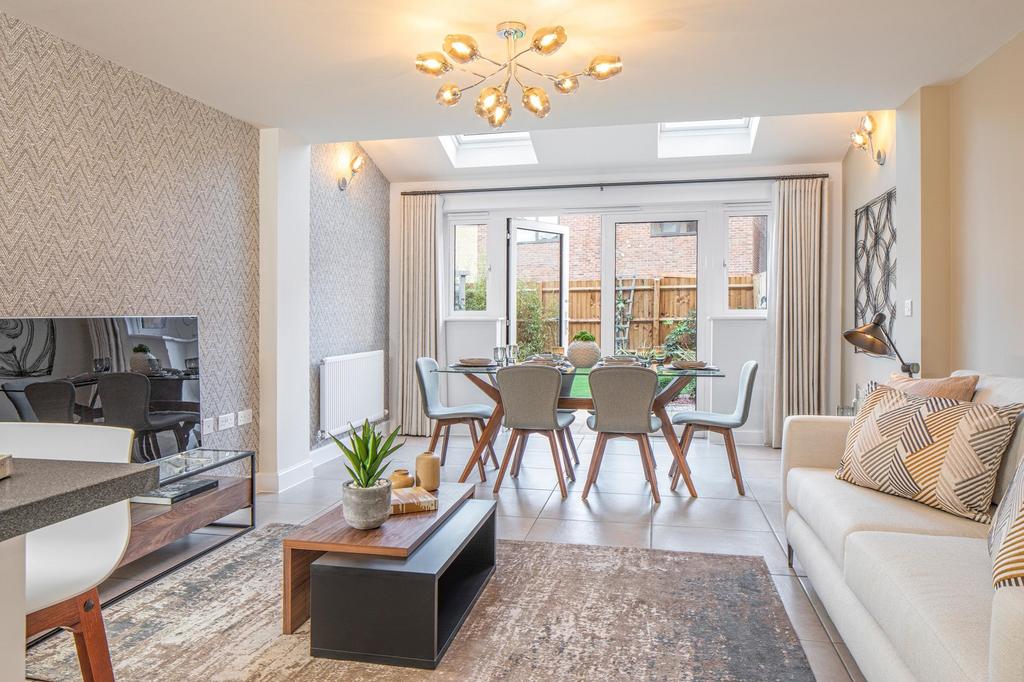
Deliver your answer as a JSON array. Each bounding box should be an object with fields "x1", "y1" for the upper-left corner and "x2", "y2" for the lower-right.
[
  {"x1": 787, "y1": 467, "x2": 989, "y2": 565},
  {"x1": 954, "y1": 370, "x2": 1024, "y2": 503},
  {"x1": 845, "y1": 532, "x2": 992, "y2": 682}
]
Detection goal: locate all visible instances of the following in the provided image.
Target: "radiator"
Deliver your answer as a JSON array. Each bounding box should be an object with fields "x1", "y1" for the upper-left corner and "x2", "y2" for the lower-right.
[{"x1": 319, "y1": 350, "x2": 386, "y2": 439}]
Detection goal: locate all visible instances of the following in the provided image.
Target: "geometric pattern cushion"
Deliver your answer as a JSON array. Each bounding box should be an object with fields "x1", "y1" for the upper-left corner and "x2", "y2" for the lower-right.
[
  {"x1": 837, "y1": 384, "x2": 1024, "y2": 523},
  {"x1": 886, "y1": 372, "x2": 980, "y2": 402},
  {"x1": 991, "y1": 456, "x2": 1024, "y2": 588}
]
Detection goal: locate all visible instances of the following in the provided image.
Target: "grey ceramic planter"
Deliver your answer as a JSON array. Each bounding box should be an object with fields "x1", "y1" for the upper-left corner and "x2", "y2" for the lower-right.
[{"x1": 342, "y1": 479, "x2": 392, "y2": 530}]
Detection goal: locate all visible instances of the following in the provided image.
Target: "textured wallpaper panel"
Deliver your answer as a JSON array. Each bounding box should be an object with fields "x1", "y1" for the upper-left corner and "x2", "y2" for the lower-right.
[
  {"x1": 309, "y1": 142, "x2": 390, "y2": 446},
  {"x1": 0, "y1": 13, "x2": 260, "y2": 450}
]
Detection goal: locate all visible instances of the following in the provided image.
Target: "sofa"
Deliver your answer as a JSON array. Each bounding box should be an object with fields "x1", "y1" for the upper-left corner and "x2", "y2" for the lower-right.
[{"x1": 781, "y1": 371, "x2": 1024, "y2": 682}]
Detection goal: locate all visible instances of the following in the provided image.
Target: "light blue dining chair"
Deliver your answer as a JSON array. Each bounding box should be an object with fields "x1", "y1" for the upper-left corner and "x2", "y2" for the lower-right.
[
  {"x1": 669, "y1": 360, "x2": 758, "y2": 495},
  {"x1": 415, "y1": 357, "x2": 498, "y2": 468}
]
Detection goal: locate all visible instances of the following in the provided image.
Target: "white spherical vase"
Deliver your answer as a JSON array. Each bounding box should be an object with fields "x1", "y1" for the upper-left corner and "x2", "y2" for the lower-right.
[
  {"x1": 130, "y1": 350, "x2": 155, "y2": 373},
  {"x1": 567, "y1": 340, "x2": 601, "y2": 368}
]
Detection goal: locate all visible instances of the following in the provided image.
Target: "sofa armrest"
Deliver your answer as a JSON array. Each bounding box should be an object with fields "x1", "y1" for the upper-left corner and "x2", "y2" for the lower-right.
[
  {"x1": 781, "y1": 415, "x2": 852, "y2": 519},
  {"x1": 990, "y1": 588, "x2": 1024, "y2": 682}
]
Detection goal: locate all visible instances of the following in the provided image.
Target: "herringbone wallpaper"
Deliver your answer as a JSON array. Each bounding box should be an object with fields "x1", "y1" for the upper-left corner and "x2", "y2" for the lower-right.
[
  {"x1": 309, "y1": 142, "x2": 390, "y2": 447},
  {"x1": 0, "y1": 13, "x2": 260, "y2": 450}
]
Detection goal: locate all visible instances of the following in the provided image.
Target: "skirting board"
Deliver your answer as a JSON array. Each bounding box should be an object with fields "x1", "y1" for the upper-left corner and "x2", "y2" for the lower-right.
[
  {"x1": 310, "y1": 418, "x2": 398, "y2": 470},
  {"x1": 255, "y1": 458, "x2": 315, "y2": 494}
]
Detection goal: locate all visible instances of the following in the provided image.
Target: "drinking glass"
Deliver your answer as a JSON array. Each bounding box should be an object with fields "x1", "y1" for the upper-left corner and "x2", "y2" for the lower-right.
[
  {"x1": 507, "y1": 344, "x2": 519, "y2": 364},
  {"x1": 93, "y1": 357, "x2": 111, "y2": 372},
  {"x1": 185, "y1": 357, "x2": 199, "y2": 374},
  {"x1": 492, "y1": 346, "x2": 507, "y2": 366}
]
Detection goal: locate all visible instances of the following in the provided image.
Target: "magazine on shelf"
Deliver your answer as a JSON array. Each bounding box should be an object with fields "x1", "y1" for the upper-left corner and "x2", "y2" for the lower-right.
[{"x1": 132, "y1": 477, "x2": 219, "y2": 505}]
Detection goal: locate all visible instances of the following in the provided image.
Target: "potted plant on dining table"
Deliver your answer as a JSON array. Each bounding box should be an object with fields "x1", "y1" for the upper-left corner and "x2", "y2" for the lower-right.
[
  {"x1": 567, "y1": 329, "x2": 601, "y2": 368},
  {"x1": 334, "y1": 420, "x2": 404, "y2": 530}
]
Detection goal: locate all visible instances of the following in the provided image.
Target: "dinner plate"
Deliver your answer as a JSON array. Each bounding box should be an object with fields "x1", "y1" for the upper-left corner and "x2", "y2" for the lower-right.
[{"x1": 457, "y1": 358, "x2": 497, "y2": 367}]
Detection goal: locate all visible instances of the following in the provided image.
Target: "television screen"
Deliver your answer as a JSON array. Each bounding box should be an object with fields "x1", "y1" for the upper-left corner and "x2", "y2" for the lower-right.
[{"x1": 0, "y1": 316, "x2": 201, "y2": 462}]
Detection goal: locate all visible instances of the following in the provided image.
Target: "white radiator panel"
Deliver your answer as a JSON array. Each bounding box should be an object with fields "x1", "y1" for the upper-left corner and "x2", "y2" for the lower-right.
[{"x1": 319, "y1": 350, "x2": 385, "y2": 438}]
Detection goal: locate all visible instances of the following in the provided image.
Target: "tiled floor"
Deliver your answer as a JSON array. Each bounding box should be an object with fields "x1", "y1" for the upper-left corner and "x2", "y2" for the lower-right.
[{"x1": 257, "y1": 430, "x2": 865, "y2": 682}]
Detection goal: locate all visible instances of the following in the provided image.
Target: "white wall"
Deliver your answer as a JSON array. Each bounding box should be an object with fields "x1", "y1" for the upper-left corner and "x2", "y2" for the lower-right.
[{"x1": 258, "y1": 128, "x2": 312, "y2": 492}]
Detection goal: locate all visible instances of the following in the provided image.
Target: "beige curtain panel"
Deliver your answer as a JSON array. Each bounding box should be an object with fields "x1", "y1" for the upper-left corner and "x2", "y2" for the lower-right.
[
  {"x1": 765, "y1": 177, "x2": 829, "y2": 447},
  {"x1": 397, "y1": 194, "x2": 439, "y2": 436}
]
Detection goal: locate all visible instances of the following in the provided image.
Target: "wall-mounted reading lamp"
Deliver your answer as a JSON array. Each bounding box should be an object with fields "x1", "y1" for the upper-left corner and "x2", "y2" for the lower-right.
[{"x1": 843, "y1": 312, "x2": 919, "y2": 377}]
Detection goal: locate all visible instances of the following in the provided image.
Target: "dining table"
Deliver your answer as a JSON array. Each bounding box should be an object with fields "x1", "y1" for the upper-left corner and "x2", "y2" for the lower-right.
[{"x1": 434, "y1": 364, "x2": 725, "y2": 497}]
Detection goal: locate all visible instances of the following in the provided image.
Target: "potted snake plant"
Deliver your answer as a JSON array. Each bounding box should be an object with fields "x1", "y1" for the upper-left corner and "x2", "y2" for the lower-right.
[{"x1": 334, "y1": 420, "x2": 404, "y2": 530}]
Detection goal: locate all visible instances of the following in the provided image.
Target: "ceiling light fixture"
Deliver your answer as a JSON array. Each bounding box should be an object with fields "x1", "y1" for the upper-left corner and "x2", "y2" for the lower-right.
[
  {"x1": 850, "y1": 113, "x2": 886, "y2": 165},
  {"x1": 415, "y1": 21, "x2": 622, "y2": 129}
]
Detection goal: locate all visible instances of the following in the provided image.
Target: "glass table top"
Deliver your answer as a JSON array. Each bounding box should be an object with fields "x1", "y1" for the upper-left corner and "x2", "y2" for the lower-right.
[{"x1": 154, "y1": 448, "x2": 254, "y2": 485}]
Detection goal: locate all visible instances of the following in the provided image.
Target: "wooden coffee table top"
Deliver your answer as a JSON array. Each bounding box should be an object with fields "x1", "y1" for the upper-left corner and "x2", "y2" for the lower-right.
[{"x1": 282, "y1": 482, "x2": 476, "y2": 558}]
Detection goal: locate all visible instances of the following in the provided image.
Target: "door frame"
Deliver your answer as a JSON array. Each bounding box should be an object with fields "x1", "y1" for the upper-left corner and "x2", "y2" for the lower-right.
[{"x1": 505, "y1": 218, "x2": 570, "y2": 350}]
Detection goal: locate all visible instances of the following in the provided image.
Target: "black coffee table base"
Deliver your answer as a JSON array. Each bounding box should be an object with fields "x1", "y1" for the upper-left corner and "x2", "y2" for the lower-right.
[{"x1": 310, "y1": 499, "x2": 496, "y2": 669}]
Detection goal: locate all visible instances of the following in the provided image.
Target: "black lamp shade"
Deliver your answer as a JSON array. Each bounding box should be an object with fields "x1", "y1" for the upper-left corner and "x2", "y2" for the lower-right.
[{"x1": 842, "y1": 312, "x2": 890, "y2": 355}]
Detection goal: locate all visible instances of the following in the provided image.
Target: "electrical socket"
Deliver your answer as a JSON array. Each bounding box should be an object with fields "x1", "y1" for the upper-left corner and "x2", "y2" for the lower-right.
[
  {"x1": 218, "y1": 413, "x2": 235, "y2": 431},
  {"x1": 202, "y1": 417, "x2": 215, "y2": 435},
  {"x1": 237, "y1": 409, "x2": 253, "y2": 426},
  {"x1": 904, "y1": 299, "x2": 914, "y2": 317}
]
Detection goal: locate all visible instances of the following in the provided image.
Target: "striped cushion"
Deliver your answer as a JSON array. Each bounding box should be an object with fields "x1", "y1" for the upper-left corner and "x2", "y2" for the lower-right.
[
  {"x1": 836, "y1": 384, "x2": 1024, "y2": 523},
  {"x1": 991, "y1": 458, "x2": 1024, "y2": 588}
]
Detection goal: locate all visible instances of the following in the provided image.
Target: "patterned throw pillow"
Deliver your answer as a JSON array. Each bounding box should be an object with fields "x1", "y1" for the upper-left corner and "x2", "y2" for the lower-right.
[
  {"x1": 836, "y1": 384, "x2": 1024, "y2": 522},
  {"x1": 886, "y1": 372, "x2": 979, "y2": 402},
  {"x1": 990, "y1": 457, "x2": 1024, "y2": 588}
]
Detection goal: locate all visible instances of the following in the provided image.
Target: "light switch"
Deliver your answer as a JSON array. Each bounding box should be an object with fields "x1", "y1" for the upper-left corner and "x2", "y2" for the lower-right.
[
  {"x1": 904, "y1": 299, "x2": 913, "y2": 317},
  {"x1": 237, "y1": 409, "x2": 253, "y2": 426},
  {"x1": 218, "y1": 413, "x2": 235, "y2": 430},
  {"x1": 202, "y1": 417, "x2": 215, "y2": 435}
]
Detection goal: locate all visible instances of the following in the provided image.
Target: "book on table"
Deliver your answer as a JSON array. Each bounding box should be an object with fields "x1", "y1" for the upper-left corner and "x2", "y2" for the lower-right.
[
  {"x1": 390, "y1": 487, "x2": 438, "y2": 514},
  {"x1": 132, "y1": 477, "x2": 218, "y2": 505}
]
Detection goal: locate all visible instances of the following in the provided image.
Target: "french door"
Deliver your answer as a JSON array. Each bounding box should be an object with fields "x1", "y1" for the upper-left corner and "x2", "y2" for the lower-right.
[{"x1": 505, "y1": 218, "x2": 569, "y2": 359}]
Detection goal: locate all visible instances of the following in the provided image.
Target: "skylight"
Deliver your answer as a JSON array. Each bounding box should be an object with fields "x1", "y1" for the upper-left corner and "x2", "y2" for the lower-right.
[
  {"x1": 438, "y1": 132, "x2": 538, "y2": 168},
  {"x1": 657, "y1": 117, "x2": 760, "y2": 158}
]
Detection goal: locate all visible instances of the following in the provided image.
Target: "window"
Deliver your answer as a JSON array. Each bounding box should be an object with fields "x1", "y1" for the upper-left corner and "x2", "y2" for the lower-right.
[
  {"x1": 657, "y1": 117, "x2": 760, "y2": 158},
  {"x1": 649, "y1": 220, "x2": 698, "y2": 238},
  {"x1": 727, "y1": 215, "x2": 768, "y2": 310},
  {"x1": 452, "y1": 224, "x2": 488, "y2": 311},
  {"x1": 438, "y1": 132, "x2": 537, "y2": 168},
  {"x1": 659, "y1": 118, "x2": 753, "y2": 134}
]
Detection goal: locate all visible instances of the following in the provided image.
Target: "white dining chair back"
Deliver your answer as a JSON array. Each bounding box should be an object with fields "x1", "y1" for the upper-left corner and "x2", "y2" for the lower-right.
[{"x1": 0, "y1": 422, "x2": 136, "y2": 612}]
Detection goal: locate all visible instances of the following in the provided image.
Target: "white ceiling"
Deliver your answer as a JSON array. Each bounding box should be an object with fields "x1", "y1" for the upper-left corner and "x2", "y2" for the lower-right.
[
  {"x1": 363, "y1": 112, "x2": 862, "y2": 183},
  {"x1": 2, "y1": 1, "x2": 1022, "y2": 143}
]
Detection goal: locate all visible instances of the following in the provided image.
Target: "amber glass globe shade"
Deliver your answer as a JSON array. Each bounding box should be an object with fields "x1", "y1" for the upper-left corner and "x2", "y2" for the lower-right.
[
  {"x1": 531, "y1": 26, "x2": 567, "y2": 56},
  {"x1": 554, "y1": 71, "x2": 579, "y2": 95},
  {"x1": 443, "y1": 34, "x2": 479, "y2": 64},
  {"x1": 586, "y1": 55, "x2": 622, "y2": 80},
  {"x1": 415, "y1": 51, "x2": 451, "y2": 77},
  {"x1": 522, "y1": 86, "x2": 551, "y2": 118},
  {"x1": 436, "y1": 83, "x2": 462, "y2": 107}
]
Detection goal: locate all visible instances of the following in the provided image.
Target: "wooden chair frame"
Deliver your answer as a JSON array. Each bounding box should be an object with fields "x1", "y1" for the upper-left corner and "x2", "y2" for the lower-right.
[
  {"x1": 26, "y1": 587, "x2": 114, "y2": 682},
  {"x1": 493, "y1": 428, "x2": 572, "y2": 498},
  {"x1": 426, "y1": 416, "x2": 499, "y2": 476},
  {"x1": 582, "y1": 431, "x2": 661, "y2": 503},
  {"x1": 669, "y1": 423, "x2": 745, "y2": 495}
]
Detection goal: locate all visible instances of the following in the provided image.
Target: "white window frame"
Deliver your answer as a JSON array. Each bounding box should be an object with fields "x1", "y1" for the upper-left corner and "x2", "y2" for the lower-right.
[
  {"x1": 444, "y1": 213, "x2": 504, "y2": 320},
  {"x1": 720, "y1": 203, "x2": 772, "y2": 319}
]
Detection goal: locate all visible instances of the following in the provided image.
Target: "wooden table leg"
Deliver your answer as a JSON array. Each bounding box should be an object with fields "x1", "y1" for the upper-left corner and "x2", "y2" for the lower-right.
[
  {"x1": 283, "y1": 546, "x2": 325, "y2": 634},
  {"x1": 458, "y1": 404, "x2": 504, "y2": 483},
  {"x1": 652, "y1": 375, "x2": 700, "y2": 498}
]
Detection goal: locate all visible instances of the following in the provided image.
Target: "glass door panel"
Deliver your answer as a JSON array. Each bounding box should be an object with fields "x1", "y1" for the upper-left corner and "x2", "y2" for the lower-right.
[{"x1": 507, "y1": 218, "x2": 568, "y2": 361}]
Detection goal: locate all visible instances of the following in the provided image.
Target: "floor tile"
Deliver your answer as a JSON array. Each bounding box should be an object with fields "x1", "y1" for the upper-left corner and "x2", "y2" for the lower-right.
[
  {"x1": 771, "y1": 575, "x2": 832, "y2": 643},
  {"x1": 800, "y1": 640, "x2": 853, "y2": 682},
  {"x1": 835, "y1": 643, "x2": 868, "y2": 682},
  {"x1": 569, "y1": 468, "x2": 658, "y2": 496},
  {"x1": 651, "y1": 526, "x2": 792, "y2": 574},
  {"x1": 473, "y1": 487, "x2": 553, "y2": 517},
  {"x1": 652, "y1": 496, "x2": 772, "y2": 531},
  {"x1": 254, "y1": 500, "x2": 327, "y2": 525},
  {"x1": 496, "y1": 515, "x2": 536, "y2": 541},
  {"x1": 269, "y1": 477, "x2": 345, "y2": 506},
  {"x1": 539, "y1": 490, "x2": 653, "y2": 524},
  {"x1": 745, "y1": 476, "x2": 783, "y2": 502},
  {"x1": 799, "y1": 577, "x2": 843, "y2": 643},
  {"x1": 526, "y1": 518, "x2": 652, "y2": 549},
  {"x1": 760, "y1": 499, "x2": 786, "y2": 533}
]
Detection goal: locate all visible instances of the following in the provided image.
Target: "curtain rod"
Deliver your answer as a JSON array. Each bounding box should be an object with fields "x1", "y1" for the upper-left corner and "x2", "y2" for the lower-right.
[{"x1": 400, "y1": 172, "x2": 829, "y2": 196}]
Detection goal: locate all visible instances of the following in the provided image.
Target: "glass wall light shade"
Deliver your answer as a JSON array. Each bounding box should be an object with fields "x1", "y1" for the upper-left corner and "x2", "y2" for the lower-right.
[
  {"x1": 443, "y1": 34, "x2": 479, "y2": 64},
  {"x1": 850, "y1": 130, "x2": 868, "y2": 148},
  {"x1": 436, "y1": 82, "x2": 462, "y2": 106},
  {"x1": 487, "y1": 101, "x2": 512, "y2": 128},
  {"x1": 415, "y1": 51, "x2": 451, "y2": 77},
  {"x1": 554, "y1": 71, "x2": 579, "y2": 94},
  {"x1": 351, "y1": 154, "x2": 365, "y2": 175},
  {"x1": 860, "y1": 114, "x2": 875, "y2": 133},
  {"x1": 475, "y1": 87, "x2": 506, "y2": 118},
  {"x1": 586, "y1": 55, "x2": 622, "y2": 80},
  {"x1": 521, "y1": 86, "x2": 551, "y2": 118},
  {"x1": 531, "y1": 26, "x2": 567, "y2": 55}
]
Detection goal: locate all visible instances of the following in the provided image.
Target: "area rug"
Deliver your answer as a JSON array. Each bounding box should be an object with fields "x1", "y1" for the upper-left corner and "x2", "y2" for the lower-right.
[{"x1": 27, "y1": 524, "x2": 813, "y2": 681}]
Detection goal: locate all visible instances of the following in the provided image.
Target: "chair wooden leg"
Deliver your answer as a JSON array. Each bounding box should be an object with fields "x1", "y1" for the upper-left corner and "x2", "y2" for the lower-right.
[
  {"x1": 467, "y1": 419, "x2": 487, "y2": 482},
  {"x1": 440, "y1": 424, "x2": 451, "y2": 465},
  {"x1": 671, "y1": 425, "x2": 695, "y2": 492},
  {"x1": 582, "y1": 433, "x2": 608, "y2": 499},
  {"x1": 546, "y1": 431, "x2": 568, "y2": 498},
  {"x1": 511, "y1": 432, "x2": 528, "y2": 477},
  {"x1": 566, "y1": 428, "x2": 580, "y2": 464},
  {"x1": 427, "y1": 422, "x2": 442, "y2": 452},
  {"x1": 71, "y1": 588, "x2": 114, "y2": 682},
  {"x1": 639, "y1": 435, "x2": 661, "y2": 504},
  {"x1": 723, "y1": 428, "x2": 745, "y2": 495},
  {"x1": 492, "y1": 429, "x2": 520, "y2": 494},
  {"x1": 479, "y1": 419, "x2": 499, "y2": 467},
  {"x1": 556, "y1": 429, "x2": 576, "y2": 482}
]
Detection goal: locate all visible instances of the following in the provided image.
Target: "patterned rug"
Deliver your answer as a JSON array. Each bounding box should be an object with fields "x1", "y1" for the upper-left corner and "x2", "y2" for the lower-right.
[{"x1": 27, "y1": 525, "x2": 813, "y2": 681}]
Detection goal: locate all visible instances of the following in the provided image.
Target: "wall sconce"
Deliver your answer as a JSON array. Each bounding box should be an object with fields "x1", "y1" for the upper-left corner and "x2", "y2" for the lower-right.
[
  {"x1": 850, "y1": 114, "x2": 886, "y2": 165},
  {"x1": 338, "y1": 154, "x2": 365, "y2": 191}
]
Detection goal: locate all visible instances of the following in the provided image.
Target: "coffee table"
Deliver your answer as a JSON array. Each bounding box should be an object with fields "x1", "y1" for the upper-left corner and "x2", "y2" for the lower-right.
[{"x1": 281, "y1": 482, "x2": 477, "y2": 635}]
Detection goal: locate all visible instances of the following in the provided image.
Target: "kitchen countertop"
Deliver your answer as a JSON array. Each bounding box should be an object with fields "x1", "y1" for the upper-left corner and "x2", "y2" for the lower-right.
[{"x1": 0, "y1": 458, "x2": 159, "y2": 541}]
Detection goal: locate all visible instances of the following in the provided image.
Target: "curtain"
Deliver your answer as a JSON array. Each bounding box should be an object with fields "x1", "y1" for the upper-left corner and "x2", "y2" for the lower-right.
[
  {"x1": 87, "y1": 318, "x2": 128, "y2": 371},
  {"x1": 397, "y1": 194, "x2": 441, "y2": 436},
  {"x1": 765, "y1": 177, "x2": 829, "y2": 447}
]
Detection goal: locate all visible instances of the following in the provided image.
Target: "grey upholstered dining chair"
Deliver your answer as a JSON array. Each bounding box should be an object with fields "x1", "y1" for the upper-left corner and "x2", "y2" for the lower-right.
[
  {"x1": 669, "y1": 360, "x2": 758, "y2": 495},
  {"x1": 584, "y1": 365, "x2": 663, "y2": 502},
  {"x1": 2, "y1": 377, "x2": 40, "y2": 421},
  {"x1": 97, "y1": 373, "x2": 199, "y2": 460},
  {"x1": 491, "y1": 364, "x2": 576, "y2": 498},
  {"x1": 24, "y1": 380, "x2": 77, "y2": 423},
  {"x1": 415, "y1": 357, "x2": 498, "y2": 470}
]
